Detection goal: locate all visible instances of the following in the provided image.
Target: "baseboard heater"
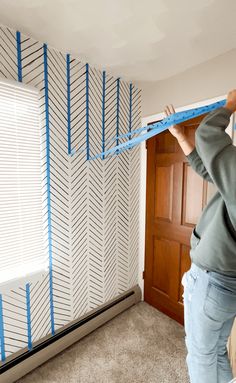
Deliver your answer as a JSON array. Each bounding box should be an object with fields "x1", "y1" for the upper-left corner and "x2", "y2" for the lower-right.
[{"x1": 0, "y1": 284, "x2": 141, "y2": 383}]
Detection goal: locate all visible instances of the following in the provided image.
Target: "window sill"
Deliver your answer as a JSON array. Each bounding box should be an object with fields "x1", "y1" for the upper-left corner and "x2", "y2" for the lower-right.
[{"x1": 0, "y1": 268, "x2": 48, "y2": 295}]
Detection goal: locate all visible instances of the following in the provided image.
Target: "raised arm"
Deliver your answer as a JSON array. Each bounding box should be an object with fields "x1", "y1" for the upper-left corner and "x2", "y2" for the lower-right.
[
  {"x1": 195, "y1": 90, "x2": 236, "y2": 226},
  {"x1": 185, "y1": 147, "x2": 214, "y2": 183},
  {"x1": 164, "y1": 105, "x2": 213, "y2": 183}
]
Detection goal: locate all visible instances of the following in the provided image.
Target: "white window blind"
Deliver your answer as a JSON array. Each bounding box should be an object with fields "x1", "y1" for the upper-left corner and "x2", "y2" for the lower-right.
[{"x1": 0, "y1": 79, "x2": 47, "y2": 286}]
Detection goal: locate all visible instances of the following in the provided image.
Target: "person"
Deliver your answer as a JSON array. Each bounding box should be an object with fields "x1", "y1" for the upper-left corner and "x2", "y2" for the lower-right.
[{"x1": 164, "y1": 90, "x2": 236, "y2": 383}]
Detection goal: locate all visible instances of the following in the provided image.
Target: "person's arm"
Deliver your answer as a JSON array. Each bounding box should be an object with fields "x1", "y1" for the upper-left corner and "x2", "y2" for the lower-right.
[
  {"x1": 183, "y1": 146, "x2": 214, "y2": 183},
  {"x1": 164, "y1": 105, "x2": 214, "y2": 183},
  {"x1": 195, "y1": 90, "x2": 236, "y2": 216}
]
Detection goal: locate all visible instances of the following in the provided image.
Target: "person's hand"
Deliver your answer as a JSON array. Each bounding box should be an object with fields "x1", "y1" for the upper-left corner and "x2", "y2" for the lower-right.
[
  {"x1": 225, "y1": 89, "x2": 236, "y2": 113},
  {"x1": 164, "y1": 104, "x2": 185, "y2": 141}
]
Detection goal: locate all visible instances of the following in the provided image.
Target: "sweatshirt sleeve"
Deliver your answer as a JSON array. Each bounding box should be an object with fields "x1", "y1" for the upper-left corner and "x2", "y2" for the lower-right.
[
  {"x1": 195, "y1": 107, "x2": 236, "y2": 223},
  {"x1": 186, "y1": 147, "x2": 214, "y2": 183}
]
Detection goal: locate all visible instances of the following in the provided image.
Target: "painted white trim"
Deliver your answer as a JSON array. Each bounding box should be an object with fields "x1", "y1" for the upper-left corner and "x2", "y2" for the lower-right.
[
  {"x1": 138, "y1": 141, "x2": 147, "y2": 301},
  {"x1": 138, "y1": 93, "x2": 230, "y2": 300}
]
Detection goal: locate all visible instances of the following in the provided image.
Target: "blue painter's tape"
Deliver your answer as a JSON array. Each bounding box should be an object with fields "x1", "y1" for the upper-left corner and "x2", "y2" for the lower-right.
[
  {"x1": 26, "y1": 284, "x2": 32, "y2": 350},
  {"x1": 129, "y1": 83, "x2": 132, "y2": 137},
  {"x1": 43, "y1": 43, "x2": 55, "y2": 336},
  {"x1": 91, "y1": 99, "x2": 226, "y2": 160},
  {"x1": 102, "y1": 71, "x2": 106, "y2": 160},
  {"x1": 116, "y1": 78, "x2": 120, "y2": 151},
  {"x1": 66, "y1": 54, "x2": 71, "y2": 155},
  {"x1": 106, "y1": 125, "x2": 143, "y2": 144},
  {"x1": 0, "y1": 294, "x2": 5, "y2": 362},
  {"x1": 16, "y1": 31, "x2": 22, "y2": 82},
  {"x1": 86, "y1": 63, "x2": 90, "y2": 160}
]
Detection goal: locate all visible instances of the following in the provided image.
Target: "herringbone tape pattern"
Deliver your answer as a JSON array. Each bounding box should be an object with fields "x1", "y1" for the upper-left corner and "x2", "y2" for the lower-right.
[{"x1": 0, "y1": 23, "x2": 141, "y2": 361}]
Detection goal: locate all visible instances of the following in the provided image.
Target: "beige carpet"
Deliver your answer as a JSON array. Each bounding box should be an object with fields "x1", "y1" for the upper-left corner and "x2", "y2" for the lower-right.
[{"x1": 17, "y1": 301, "x2": 189, "y2": 383}]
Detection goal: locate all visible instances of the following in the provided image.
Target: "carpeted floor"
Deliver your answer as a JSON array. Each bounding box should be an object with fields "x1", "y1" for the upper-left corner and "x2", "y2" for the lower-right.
[{"x1": 17, "y1": 301, "x2": 189, "y2": 383}]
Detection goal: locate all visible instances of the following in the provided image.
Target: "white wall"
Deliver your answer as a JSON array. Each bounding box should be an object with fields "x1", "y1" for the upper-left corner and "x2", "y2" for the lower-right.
[{"x1": 137, "y1": 48, "x2": 236, "y2": 118}]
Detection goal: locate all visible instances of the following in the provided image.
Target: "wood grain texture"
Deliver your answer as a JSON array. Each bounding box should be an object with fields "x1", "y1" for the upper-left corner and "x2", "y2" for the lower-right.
[{"x1": 144, "y1": 125, "x2": 209, "y2": 325}]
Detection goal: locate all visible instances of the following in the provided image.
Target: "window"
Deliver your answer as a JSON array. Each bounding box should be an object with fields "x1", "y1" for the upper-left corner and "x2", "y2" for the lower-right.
[{"x1": 0, "y1": 79, "x2": 47, "y2": 287}]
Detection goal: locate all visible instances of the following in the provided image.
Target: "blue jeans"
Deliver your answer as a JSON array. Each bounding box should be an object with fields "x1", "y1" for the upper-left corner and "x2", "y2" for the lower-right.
[{"x1": 182, "y1": 262, "x2": 236, "y2": 383}]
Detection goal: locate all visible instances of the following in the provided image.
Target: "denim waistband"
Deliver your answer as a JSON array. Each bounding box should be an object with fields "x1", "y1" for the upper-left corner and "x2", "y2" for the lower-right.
[{"x1": 191, "y1": 262, "x2": 236, "y2": 289}]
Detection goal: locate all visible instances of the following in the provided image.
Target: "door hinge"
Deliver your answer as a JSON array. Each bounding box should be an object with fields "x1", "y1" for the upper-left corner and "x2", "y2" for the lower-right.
[{"x1": 142, "y1": 270, "x2": 145, "y2": 279}]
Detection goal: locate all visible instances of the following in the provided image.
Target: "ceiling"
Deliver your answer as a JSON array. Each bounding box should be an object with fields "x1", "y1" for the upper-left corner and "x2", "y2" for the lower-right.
[{"x1": 0, "y1": 0, "x2": 236, "y2": 83}]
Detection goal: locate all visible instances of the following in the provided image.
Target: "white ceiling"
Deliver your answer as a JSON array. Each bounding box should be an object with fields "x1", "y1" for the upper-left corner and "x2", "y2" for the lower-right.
[{"x1": 0, "y1": 0, "x2": 236, "y2": 83}]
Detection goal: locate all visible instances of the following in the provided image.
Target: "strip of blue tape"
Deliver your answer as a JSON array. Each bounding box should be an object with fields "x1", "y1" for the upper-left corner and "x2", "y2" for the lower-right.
[
  {"x1": 43, "y1": 43, "x2": 55, "y2": 336},
  {"x1": 102, "y1": 71, "x2": 106, "y2": 160},
  {"x1": 16, "y1": 31, "x2": 22, "y2": 82},
  {"x1": 86, "y1": 63, "x2": 90, "y2": 161},
  {"x1": 90, "y1": 99, "x2": 226, "y2": 160},
  {"x1": 66, "y1": 54, "x2": 71, "y2": 155},
  {"x1": 116, "y1": 78, "x2": 120, "y2": 150},
  {"x1": 26, "y1": 284, "x2": 32, "y2": 350},
  {"x1": 129, "y1": 83, "x2": 132, "y2": 136},
  {"x1": 0, "y1": 294, "x2": 5, "y2": 362}
]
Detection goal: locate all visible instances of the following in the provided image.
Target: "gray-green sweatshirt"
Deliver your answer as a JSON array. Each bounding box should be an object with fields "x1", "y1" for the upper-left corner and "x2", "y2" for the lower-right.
[{"x1": 186, "y1": 107, "x2": 236, "y2": 276}]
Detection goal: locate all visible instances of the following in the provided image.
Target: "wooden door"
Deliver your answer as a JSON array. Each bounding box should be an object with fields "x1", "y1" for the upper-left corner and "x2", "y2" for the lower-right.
[{"x1": 144, "y1": 123, "x2": 216, "y2": 325}]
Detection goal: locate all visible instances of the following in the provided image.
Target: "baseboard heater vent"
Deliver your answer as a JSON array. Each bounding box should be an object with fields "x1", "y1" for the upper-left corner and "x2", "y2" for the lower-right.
[{"x1": 1, "y1": 284, "x2": 141, "y2": 383}]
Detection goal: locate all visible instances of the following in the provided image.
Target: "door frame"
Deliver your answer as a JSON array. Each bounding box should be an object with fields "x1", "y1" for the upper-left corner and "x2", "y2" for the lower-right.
[{"x1": 138, "y1": 93, "x2": 235, "y2": 300}]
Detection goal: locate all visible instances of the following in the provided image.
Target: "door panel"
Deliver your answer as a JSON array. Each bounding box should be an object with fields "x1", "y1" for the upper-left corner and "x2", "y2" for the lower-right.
[
  {"x1": 152, "y1": 238, "x2": 178, "y2": 297},
  {"x1": 182, "y1": 163, "x2": 207, "y2": 226},
  {"x1": 155, "y1": 165, "x2": 173, "y2": 221},
  {"x1": 144, "y1": 125, "x2": 213, "y2": 324}
]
